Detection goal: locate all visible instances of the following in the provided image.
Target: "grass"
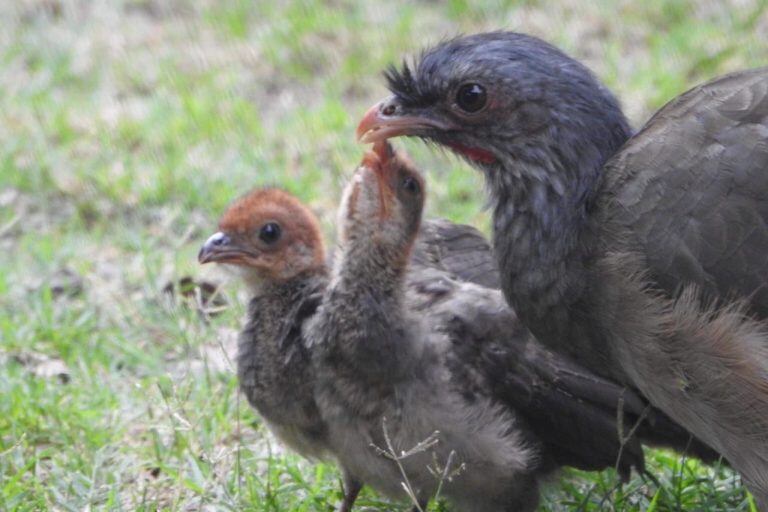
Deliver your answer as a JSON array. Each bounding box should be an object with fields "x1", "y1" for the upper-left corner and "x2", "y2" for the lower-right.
[{"x1": 1, "y1": 0, "x2": 766, "y2": 510}]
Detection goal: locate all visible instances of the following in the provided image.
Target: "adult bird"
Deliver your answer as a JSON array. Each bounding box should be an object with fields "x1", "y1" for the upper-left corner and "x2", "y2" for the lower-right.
[{"x1": 356, "y1": 32, "x2": 768, "y2": 501}]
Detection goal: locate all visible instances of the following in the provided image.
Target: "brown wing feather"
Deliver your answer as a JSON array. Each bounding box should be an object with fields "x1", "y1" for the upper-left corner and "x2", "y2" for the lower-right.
[
  {"x1": 412, "y1": 218, "x2": 501, "y2": 289},
  {"x1": 604, "y1": 67, "x2": 768, "y2": 316},
  {"x1": 407, "y1": 260, "x2": 720, "y2": 479}
]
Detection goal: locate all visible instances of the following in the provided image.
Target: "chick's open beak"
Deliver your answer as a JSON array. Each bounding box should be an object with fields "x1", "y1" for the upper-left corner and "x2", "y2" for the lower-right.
[
  {"x1": 358, "y1": 141, "x2": 397, "y2": 220},
  {"x1": 198, "y1": 232, "x2": 253, "y2": 265},
  {"x1": 356, "y1": 96, "x2": 455, "y2": 143}
]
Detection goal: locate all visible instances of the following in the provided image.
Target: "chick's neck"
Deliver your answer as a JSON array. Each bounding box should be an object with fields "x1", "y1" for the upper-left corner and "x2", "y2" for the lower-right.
[{"x1": 335, "y1": 220, "x2": 414, "y2": 301}]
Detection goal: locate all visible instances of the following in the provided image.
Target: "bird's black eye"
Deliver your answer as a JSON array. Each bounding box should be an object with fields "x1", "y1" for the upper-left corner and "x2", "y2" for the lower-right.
[
  {"x1": 258, "y1": 222, "x2": 281, "y2": 244},
  {"x1": 455, "y1": 83, "x2": 487, "y2": 113},
  {"x1": 401, "y1": 175, "x2": 420, "y2": 195}
]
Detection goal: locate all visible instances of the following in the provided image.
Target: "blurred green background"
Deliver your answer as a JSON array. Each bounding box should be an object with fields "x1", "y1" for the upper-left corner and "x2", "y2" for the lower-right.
[{"x1": 1, "y1": 0, "x2": 766, "y2": 510}]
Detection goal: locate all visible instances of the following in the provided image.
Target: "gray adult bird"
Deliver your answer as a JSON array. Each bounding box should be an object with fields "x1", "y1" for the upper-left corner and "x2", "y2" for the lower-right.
[{"x1": 357, "y1": 32, "x2": 768, "y2": 501}]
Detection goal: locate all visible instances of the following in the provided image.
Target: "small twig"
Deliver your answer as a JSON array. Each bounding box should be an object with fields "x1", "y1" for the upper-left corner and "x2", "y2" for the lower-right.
[
  {"x1": 369, "y1": 418, "x2": 468, "y2": 511},
  {"x1": 209, "y1": 313, "x2": 237, "y2": 374},
  {"x1": 615, "y1": 389, "x2": 651, "y2": 477},
  {"x1": 384, "y1": 418, "x2": 425, "y2": 512},
  {"x1": 370, "y1": 418, "x2": 443, "y2": 512},
  {"x1": 236, "y1": 390, "x2": 243, "y2": 505},
  {"x1": 597, "y1": 479, "x2": 626, "y2": 510},
  {"x1": 432, "y1": 450, "x2": 462, "y2": 505},
  {"x1": 175, "y1": 223, "x2": 197, "y2": 249},
  {"x1": 0, "y1": 432, "x2": 25, "y2": 457},
  {"x1": 194, "y1": 283, "x2": 229, "y2": 324},
  {"x1": 0, "y1": 213, "x2": 20, "y2": 238}
]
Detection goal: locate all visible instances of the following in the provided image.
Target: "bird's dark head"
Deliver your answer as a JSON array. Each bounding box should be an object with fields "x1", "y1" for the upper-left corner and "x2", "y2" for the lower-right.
[
  {"x1": 199, "y1": 188, "x2": 326, "y2": 288},
  {"x1": 339, "y1": 141, "x2": 425, "y2": 255},
  {"x1": 357, "y1": 32, "x2": 630, "y2": 189}
]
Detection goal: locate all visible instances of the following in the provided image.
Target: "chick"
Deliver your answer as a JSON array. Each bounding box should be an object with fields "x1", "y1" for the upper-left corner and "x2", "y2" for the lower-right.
[
  {"x1": 308, "y1": 143, "x2": 544, "y2": 512},
  {"x1": 198, "y1": 188, "x2": 362, "y2": 511}
]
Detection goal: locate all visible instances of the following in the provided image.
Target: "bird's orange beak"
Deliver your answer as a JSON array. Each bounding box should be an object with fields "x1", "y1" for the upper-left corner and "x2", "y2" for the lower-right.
[
  {"x1": 356, "y1": 96, "x2": 455, "y2": 143},
  {"x1": 357, "y1": 96, "x2": 497, "y2": 164},
  {"x1": 358, "y1": 141, "x2": 397, "y2": 220}
]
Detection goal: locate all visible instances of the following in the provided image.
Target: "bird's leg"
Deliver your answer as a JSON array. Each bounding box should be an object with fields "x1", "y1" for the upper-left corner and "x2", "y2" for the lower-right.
[{"x1": 337, "y1": 471, "x2": 362, "y2": 512}]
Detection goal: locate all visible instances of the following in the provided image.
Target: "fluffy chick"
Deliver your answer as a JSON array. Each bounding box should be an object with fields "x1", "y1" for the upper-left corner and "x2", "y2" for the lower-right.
[
  {"x1": 198, "y1": 188, "x2": 362, "y2": 512},
  {"x1": 308, "y1": 143, "x2": 544, "y2": 512}
]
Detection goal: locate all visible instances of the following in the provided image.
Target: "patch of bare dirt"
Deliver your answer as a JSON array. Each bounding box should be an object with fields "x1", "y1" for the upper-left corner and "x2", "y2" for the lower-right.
[{"x1": 4, "y1": 349, "x2": 71, "y2": 384}]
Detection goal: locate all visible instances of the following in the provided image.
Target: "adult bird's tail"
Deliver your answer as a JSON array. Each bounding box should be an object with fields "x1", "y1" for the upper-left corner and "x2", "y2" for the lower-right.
[{"x1": 598, "y1": 253, "x2": 768, "y2": 504}]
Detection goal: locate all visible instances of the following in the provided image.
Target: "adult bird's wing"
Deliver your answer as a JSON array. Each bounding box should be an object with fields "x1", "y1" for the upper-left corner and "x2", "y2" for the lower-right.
[
  {"x1": 603, "y1": 67, "x2": 768, "y2": 317},
  {"x1": 408, "y1": 222, "x2": 722, "y2": 477},
  {"x1": 412, "y1": 219, "x2": 501, "y2": 289}
]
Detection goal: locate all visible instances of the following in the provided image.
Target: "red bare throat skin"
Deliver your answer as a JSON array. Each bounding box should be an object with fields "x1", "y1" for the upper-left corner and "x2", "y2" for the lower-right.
[{"x1": 446, "y1": 141, "x2": 497, "y2": 164}]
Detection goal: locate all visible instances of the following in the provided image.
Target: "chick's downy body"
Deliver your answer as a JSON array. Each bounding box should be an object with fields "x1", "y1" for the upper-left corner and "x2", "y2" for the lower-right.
[
  {"x1": 199, "y1": 189, "x2": 362, "y2": 511},
  {"x1": 237, "y1": 274, "x2": 328, "y2": 458},
  {"x1": 309, "y1": 145, "x2": 546, "y2": 512}
]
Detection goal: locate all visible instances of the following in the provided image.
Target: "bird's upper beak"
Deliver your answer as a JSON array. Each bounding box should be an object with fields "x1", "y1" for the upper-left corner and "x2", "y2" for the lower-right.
[
  {"x1": 198, "y1": 232, "x2": 254, "y2": 265},
  {"x1": 356, "y1": 95, "x2": 455, "y2": 143}
]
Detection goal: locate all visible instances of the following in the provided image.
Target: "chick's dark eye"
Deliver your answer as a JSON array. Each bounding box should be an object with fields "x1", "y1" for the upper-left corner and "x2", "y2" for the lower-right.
[
  {"x1": 401, "y1": 176, "x2": 420, "y2": 194},
  {"x1": 455, "y1": 83, "x2": 487, "y2": 113},
  {"x1": 258, "y1": 222, "x2": 281, "y2": 244}
]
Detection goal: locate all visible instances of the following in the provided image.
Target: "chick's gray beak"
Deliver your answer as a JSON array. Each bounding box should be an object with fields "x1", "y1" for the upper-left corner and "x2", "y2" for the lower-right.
[{"x1": 198, "y1": 232, "x2": 232, "y2": 264}]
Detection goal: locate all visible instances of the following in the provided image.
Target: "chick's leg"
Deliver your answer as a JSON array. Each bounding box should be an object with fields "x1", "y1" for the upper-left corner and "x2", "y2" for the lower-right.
[{"x1": 338, "y1": 470, "x2": 362, "y2": 512}]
